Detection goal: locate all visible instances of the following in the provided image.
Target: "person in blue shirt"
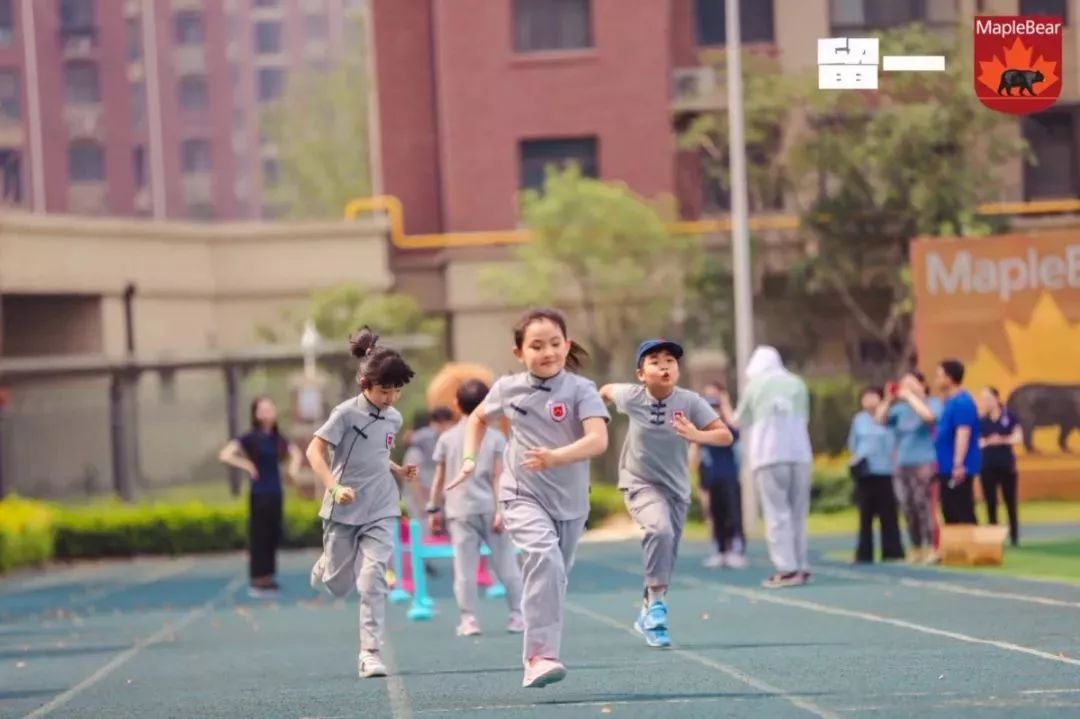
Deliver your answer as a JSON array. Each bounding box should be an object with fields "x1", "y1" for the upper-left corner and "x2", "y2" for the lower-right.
[
  {"x1": 933, "y1": 359, "x2": 981, "y2": 525},
  {"x1": 847, "y1": 386, "x2": 904, "y2": 563},
  {"x1": 218, "y1": 396, "x2": 303, "y2": 597},
  {"x1": 876, "y1": 370, "x2": 943, "y2": 564},
  {"x1": 979, "y1": 386, "x2": 1022, "y2": 546}
]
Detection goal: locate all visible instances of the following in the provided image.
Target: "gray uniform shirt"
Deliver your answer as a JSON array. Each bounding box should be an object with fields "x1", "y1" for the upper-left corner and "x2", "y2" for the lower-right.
[
  {"x1": 483, "y1": 371, "x2": 610, "y2": 521},
  {"x1": 611, "y1": 384, "x2": 719, "y2": 502},
  {"x1": 433, "y1": 419, "x2": 507, "y2": 520},
  {"x1": 314, "y1": 396, "x2": 404, "y2": 526},
  {"x1": 404, "y1": 425, "x2": 439, "y2": 491}
]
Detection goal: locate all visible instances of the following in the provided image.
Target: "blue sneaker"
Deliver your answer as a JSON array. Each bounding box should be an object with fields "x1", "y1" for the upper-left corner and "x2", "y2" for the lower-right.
[{"x1": 633, "y1": 600, "x2": 671, "y2": 648}]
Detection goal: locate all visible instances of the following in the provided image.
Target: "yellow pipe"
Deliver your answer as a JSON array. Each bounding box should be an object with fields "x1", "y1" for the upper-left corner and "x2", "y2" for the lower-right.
[{"x1": 344, "y1": 195, "x2": 1080, "y2": 250}]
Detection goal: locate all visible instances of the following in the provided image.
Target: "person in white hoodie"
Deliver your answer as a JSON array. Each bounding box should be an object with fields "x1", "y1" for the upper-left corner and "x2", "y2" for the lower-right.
[{"x1": 731, "y1": 346, "x2": 814, "y2": 588}]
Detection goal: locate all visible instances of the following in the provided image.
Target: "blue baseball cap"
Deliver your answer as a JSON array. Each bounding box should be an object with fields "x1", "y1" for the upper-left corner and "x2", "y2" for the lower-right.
[{"x1": 635, "y1": 338, "x2": 684, "y2": 368}]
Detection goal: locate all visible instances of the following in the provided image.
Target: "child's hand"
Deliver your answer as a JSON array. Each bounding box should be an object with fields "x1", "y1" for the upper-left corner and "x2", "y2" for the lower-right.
[
  {"x1": 428, "y1": 512, "x2": 443, "y2": 534},
  {"x1": 491, "y1": 514, "x2": 505, "y2": 534},
  {"x1": 333, "y1": 486, "x2": 356, "y2": 505},
  {"x1": 402, "y1": 464, "x2": 419, "y2": 481},
  {"x1": 672, "y1": 414, "x2": 699, "y2": 442},
  {"x1": 444, "y1": 459, "x2": 475, "y2": 491},
  {"x1": 521, "y1": 448, "x2": 557, "y2": 471}
]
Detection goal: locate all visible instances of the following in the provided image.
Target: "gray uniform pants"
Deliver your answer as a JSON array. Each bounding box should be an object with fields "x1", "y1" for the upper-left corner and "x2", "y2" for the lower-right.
[
  {"x1": 501, "y1": 496, "x2": 586, "y2": 665},
  {"x1": 313, "y1": 517, "x2": 395, "y2": 653},
  {"x1": 754, "y1": 462, "x2": 812, "y2": 574},
  {"x1": 447, "y1": 513, "x2": 524, "y2": 617},
  {"x1": 623, "y1": 485, "x2": 689, "y2": 589}
]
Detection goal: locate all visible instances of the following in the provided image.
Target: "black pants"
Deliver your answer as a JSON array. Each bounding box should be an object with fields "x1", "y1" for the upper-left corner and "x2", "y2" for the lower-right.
[
  {"x1": 938, "y1": 475, "x2": 978, "y2": 525},
  {"x1": 980, "y1": 467, "x2": 1019, "y2": 545},
  {"x1": 249, "y1": 493, "x2": 283, "y2": 580},
  {"x1": 855, "y1": 475, "x2": 904, "y2": 562},
  {"x1": 707, "y1": 477, "x2": 745, "y2": 553}
]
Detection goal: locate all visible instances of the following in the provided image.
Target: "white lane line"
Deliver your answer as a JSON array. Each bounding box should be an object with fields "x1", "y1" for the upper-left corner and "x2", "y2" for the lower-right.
[
  {"x1": 381, "y1": 638, "x2": 414, "y2": 719},
  {"x1": 565, "y1": 600, "x2": 843, "y2": 719},
  {"x1": 20, "y1": 575, "x2": 244, "y2": 719}
]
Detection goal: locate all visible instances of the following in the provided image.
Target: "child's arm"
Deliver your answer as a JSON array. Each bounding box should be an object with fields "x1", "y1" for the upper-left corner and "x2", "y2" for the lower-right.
[
  {"x1": 427, "y1": 462, "x2": 446, "y2": 533},
  {"x1": 521, "y1": 417, "x2": 609, "y2": 470},
  {"x1": 306, "y1": 436, "x2": 355, "y2": 504},
  {"x1": 218, "y1": 440, "x2": 258, "y2": 480},
  {"x1": 446, "y1": 406, "x2": 489, "y2": 491},
  {"x1": 286, "y1": 441, "x2": 303, "y2": 482},
  {"x1": 491, "y1": 453, "x2": 505, "y2": 533},
  {"x1": 599, "y1": 384, "x2": 617, "y2": 406},
  {"x1": 672, "y1": 417, "x2": 734, "y2": 447}
]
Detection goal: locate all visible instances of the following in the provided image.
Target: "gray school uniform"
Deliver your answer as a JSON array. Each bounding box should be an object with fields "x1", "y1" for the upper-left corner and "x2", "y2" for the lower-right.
[
  {"x1": 435, "y1": 420, "x2": 522, "y2": 618},
  {"x1": 483, "y1": 371, "x2": 610, "y2": 663},
  {"x1": 610, "y1": 384, "x2": 718, "y2": 588},
  {"x1": 310, "y1": 396, "x2": 403, "y2": 653}
]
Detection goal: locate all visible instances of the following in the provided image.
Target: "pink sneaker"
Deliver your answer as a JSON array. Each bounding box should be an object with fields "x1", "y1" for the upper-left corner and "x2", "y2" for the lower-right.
[
  {"x1": 522, "y1": 658, "x2": 567, "y2": 688},
  {"x1": 456, "y1": 615, "x2": 482, "y2": 637},
  {"x1": 506, "y1": 612, "x2": 525, "y2": 634}
]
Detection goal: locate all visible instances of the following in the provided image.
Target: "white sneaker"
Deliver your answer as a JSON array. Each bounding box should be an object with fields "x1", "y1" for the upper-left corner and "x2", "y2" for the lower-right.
[
  {"x1": 310, "y1": 554, "x2": 328, "y2": 593},
  {"x1": 522, "y1": 658, "x2": 567, "y2": 688},
  {"x1": 358, "y1": 653, "x2": 387, "y2": 678},
  {"x1": 702, "y1": 553, "x2": 726, "y2": 569},
  {"x1": 724, "y1": 552, "x2": 748, "y2": 569},
  {"x1": 456, "y1": 615, "x2": 482, "y2": 637},
  {"x1": 507, "y1": 612, "x2": 526, "y2": 634}
]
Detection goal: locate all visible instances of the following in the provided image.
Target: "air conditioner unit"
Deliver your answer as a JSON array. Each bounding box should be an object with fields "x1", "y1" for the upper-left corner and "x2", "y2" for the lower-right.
[{"x1": 672, "y1": 66, "x2": 717, "y2": 100}]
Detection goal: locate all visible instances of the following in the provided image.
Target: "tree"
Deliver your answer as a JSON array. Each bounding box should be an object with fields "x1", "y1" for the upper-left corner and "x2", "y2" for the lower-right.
[
  {"x1": 261, "y1": 19, "x2": 373, "y2": 219},
  {"x1": 480, "y1": 165, "x2": 698, "y2": 383}
]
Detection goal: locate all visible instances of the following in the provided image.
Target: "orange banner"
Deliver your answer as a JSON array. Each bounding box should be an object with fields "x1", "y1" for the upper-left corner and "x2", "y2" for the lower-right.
[{"x1": 910, "y1": 231, "x2": 1080, "y2": 498}]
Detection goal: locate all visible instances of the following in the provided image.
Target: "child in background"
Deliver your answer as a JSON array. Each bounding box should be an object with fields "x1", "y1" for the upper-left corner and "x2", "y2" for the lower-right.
[
  {"x1": 447, "y1": 308, "x2": 609, "y2": 689},
  {"x1": 306, "y1": 327, "x2": 419, "y2": 679},
  {"x1": 601, "y1": 340, "x2": 733, "y2": 648},
  {"x1": 695, "y1": 381, "x2": 746, "y2": 570},
  {"x1": 428, "y1": 379, "x2": 525, "y2": 637}
]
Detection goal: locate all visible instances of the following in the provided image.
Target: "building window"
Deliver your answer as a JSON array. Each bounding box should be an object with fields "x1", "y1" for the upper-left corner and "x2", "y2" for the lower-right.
[
  {"x1": 513, "y1": 0, "x2": 591, "y2": 53},
  {"x1": 68, "y1": 140, "x2": 104, "y2": 181},
  {"x1": 829, "y1": 0, "x2": 952, "y2": 32},
  {"x1": 63, "y1": 61, "x2": 100, "y2": 103},
  {"x1": 305, "y1": 14, "x2": 328, "y2": 41},
  {"x1": 255, "y1": 21, "x2": 282, "y2": 54},
  {"x1": 0, "y1": 148, "x2": 21, "y2": 203},
  {"x1": 1020, "y1": 0, "x2": 1067, "y2": 24},
  {"x1": 175, "y1": 10, "x2": 203, "y2": 45},
  {"x1": 59, "y1": 0, "x2": 95, "y2": 30},
  {"x1": 1022, "y1": 110, "x2": 1078, "y2": 200},
  {"x1": 0, "y1": 69, "x2": 18, "y2": 120},
  {"x1": 262, "y1": 156, "x2": 280, "y2": 186},
  {"x1": 254, "y1": 0, "x2": 280, "y2": 7},
  {"x1": 181, "y1": 138, "x2": 212, "y2": 173},
  {"x1": 186, "y1": 203, "x2": 214, "y2": 220},
  {"x1": 132, "y1": 145, "x2": 146, "y2": 188},
  {"x1": 519, "y1": 137, "x2": 598, "y2": 191},
  {"x1": 257, "y1": 68, "x2": 284, "y2": 102},
  {"x1": 178, "y1": 74, "x2": 208, "y2": 111},
  {"x1": 126, "y1": 16, "x2": 141, "y2": 60},
  {"x1": 0, "y1": 0, "x2": 14, "y2": 47},
  {"x1": 696, "y1": 0, "x2": 775, "y2": 44},
  {"x1": 129, "y1": 81, "x2": 144, "y2": 128}
]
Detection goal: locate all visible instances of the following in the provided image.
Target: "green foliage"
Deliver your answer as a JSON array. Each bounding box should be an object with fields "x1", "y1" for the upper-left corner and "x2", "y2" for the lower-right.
[
  {"x1": 807, "y1": 375, "x2": 863, "y2": 455},
  {"x1": 811, "y1": 462, "x2": 855, "y2": 514},
  {"x1": 260, "y1": 18, "x2": 372, "y2": 219},
  {"x1": 480, "y1": 165, "x2": 698, "y2": 381},
  {"x1": 0, "y1": 496, "x2": 55, "y2": 572}
]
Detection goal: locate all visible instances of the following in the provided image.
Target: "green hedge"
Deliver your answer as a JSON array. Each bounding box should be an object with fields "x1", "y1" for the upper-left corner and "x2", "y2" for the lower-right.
[
  {"x1": 807, "y1": 376, "x2": 862, "y2": 456},
  {"x1": 0, "y1": 496, "x2": 56, "y2": 572}
]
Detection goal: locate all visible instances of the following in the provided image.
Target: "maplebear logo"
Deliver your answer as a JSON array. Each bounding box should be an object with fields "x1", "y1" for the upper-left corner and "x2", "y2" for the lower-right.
[
  {"x1": 386, "y1": 433, "x2": 395, "y2": 449},
  {"x1": 672, "y1": 410, "x2": 686, "y2": 423},
  {"x1": 549, "y1": 401, "x2": 568, "y2": 422}
]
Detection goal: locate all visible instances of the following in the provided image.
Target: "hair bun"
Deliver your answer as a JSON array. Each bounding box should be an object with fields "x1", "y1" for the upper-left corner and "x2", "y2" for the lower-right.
[{"x1": 348, "y1": 326, "x2": 379, "y2": 359}]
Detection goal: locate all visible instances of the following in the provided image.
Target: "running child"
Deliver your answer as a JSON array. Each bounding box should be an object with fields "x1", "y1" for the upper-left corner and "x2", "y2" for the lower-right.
[
  {"x1": 306, "y1": 326, "x2": 418, "y2": 679},
  {"x1": 427, "y1": 379, "x2": 525, "y2": 637},
  {"x1": 600, "y1": 339, "x2": 733, "y2": 648},
  {"x1": 446, "y1": 308, "x2": 610, "y2": 689}
]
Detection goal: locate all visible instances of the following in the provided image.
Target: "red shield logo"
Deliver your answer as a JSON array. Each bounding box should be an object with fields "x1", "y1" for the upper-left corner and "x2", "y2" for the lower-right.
[
  {"x1": 548, "y1": 401, "x2": 568, "y2": 422},
  {"x1": 672, "y1": 410, "x2": 686, "y2": 423},
  {"x1": 386, "y1": 433, "x2": 395, "y2": 449},
  {"x1": 974, "y1": 16, "x2": 1062, "y2": 115}
]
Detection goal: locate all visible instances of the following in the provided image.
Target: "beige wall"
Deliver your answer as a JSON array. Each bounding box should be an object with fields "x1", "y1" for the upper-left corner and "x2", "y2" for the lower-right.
[{"x1": 0, "y1": 212, "x2": 393, "y2": 356}]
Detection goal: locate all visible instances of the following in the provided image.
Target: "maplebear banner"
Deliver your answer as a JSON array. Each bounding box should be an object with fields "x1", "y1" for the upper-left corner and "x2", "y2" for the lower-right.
[{"x1": 910, "y1": 232, "x2": 1080, "y2": 498}]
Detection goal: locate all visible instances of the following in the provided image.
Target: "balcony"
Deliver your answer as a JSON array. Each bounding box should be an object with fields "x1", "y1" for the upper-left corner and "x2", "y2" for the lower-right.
[
  {"x1": 0, "y1": 116, "x2": 24, "y2": 146},
  {"x1": 63, "y1": 104, "x2": 104, "y2": 139},
  {"x1": 671, "y1": 66, "x2": 724, "y2": 114},
  {"x1": 182, "y1": 172, "x2": 213, "y2": 205},
  {"x1": 59, "y1": 25, "x2": 99, "y2": 59},
  {"x1": 175, "y1": 45, "x2": 206, "y2": 75},
  {"x1": 67, "y1": 181, "x2": 109, "y2": 215}
]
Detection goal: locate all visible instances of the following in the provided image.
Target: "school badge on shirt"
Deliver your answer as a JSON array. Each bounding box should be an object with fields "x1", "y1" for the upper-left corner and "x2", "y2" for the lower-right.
[
  {"x1": 548, "y1": 401, "x2": 568, "y2": 422},
  {"x1": 672, "y1": 410, "x2": 686, "y2": 423},
  {"x1": 386, "y1": 432, "x2": 395, "y2": 449}
]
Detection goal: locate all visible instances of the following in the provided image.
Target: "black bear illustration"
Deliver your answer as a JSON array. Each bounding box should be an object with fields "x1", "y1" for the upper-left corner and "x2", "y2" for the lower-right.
[
  {"x1": 1005, "y1": 383, "x2": 1080, "y2": 453},
  {"x1": 997, "y1": 69, "x2": 1045, "y2": 96}
]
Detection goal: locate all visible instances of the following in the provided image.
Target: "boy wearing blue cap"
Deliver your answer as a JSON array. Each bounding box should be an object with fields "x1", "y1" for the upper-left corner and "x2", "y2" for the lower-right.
[{"x1": 600, "y1": 339, "x2": 733, "y2": 648}]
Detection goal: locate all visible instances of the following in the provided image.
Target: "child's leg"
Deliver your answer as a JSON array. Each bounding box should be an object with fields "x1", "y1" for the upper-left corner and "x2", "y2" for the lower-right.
[
  {"x1": 624, "y1": 485, "x2": 685, "y2": 600},
  {"x1": 249, "y1": 494, "x2": 273, "y2": 583},
  {"x1": 482, "y1": 517, "x2": 524, "y2": 616},
  {"x1": 317, "y1": 521, "x2": 362, "y2": 597},
  {"x1": 502, "y1": 498, "x2": 582, "y2": 665},
  {"x1": 447, "y1": 516, "x2": 483, "y2": 618},
  {"x1": 356, "y1": 517, "x2": 396, "y2": 654}
]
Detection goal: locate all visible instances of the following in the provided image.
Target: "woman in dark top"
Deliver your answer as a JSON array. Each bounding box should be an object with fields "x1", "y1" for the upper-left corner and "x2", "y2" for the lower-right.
[
  {"x1": 219, "y1": 396, "x2": 303, "y2": 596},
  {"x1": 978, "y1": 387, "x2": 1022, "y2": 546}
]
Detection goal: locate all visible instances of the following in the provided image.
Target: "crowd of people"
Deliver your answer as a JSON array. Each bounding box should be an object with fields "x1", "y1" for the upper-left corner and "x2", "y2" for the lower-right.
[{"x1": 847, "y1": 360, "x2": 1022, "y2": 565}]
